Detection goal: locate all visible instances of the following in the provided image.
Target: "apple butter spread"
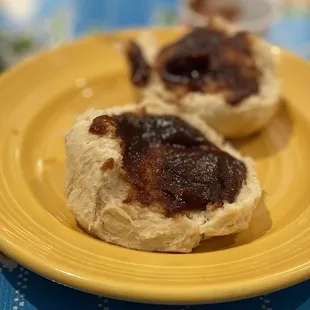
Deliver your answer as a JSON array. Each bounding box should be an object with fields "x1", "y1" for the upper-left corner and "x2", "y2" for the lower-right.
[
  {"x1": 89, "y1": 113, "x2": 246, "y2": 213},
  {"x1": 125, "y1": 41, "x2": 150, "y2": 87},
  {"x1": 125, "y1": 27, "x2": 260, "y2": 105},
  {"x1": 88, "y1": 115, "x2": 115, "y2": 135}
]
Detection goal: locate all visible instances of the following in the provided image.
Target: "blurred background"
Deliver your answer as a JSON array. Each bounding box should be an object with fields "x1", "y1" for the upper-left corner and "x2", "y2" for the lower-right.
[{"x1": 0, "y1": 0, "x2": 309, "y2": 72}]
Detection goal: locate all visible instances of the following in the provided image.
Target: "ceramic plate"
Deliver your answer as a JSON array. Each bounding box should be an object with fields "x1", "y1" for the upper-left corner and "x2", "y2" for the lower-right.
[{"x1": 0, "y1": 29, "x2": 309, "y2": 304}]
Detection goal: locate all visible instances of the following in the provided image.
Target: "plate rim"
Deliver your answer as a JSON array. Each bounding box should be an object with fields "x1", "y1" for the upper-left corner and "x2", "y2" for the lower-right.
[{"x1": 2, "y1": 240, "x2": 309, "y2": 304}]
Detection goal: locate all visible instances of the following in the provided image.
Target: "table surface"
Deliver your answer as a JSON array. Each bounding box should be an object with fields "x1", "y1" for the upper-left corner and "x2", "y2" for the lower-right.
[{"x1": 0, "y1": 1, "x2": 309, "y2": 309}]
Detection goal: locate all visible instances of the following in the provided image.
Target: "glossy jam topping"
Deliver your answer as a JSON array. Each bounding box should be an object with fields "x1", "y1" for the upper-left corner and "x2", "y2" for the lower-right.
[
  {"x1": 90, "y1": 113, "x2": 246, "y2": 213},
  {"x1": 100, "y1": 158, "x2": 115, "y2": 172},
  {"x1": 155, "y1": 28, "x2": 260, "y2": 105},
  {"x1": 124, "y1": 41, "x2": 150, "y2": 86},
  {"x1": 125, "y1": 27, "x2": 260, "y2": 105},
  {"x1": 89, "y1": 115, "x2": 115, "y2": 135}
]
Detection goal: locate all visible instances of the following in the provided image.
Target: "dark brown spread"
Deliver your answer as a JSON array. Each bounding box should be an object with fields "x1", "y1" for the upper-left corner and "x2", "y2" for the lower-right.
[
  {"x1": 125, "y1": 27, "x2": 260, "y2": 105},
  {"x1": 89, "y1": 113, "x2": 246, "y2": 214},
  {"x1": 124, "y1": 41, "x2": 150, "y2": 87},
  {"x1": 89, "y1": 115, "x2": 115, "y2": 135},
  {"x1": 100, "y1": 158, "x2": 115, "y2": 172}
]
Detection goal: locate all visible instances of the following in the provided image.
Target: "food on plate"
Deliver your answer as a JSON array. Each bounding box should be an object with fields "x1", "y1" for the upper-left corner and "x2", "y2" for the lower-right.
[
  {"x1": 190, "y1": 0, "x2": 240, "y2": 22},
  {"x1": 123, "y1": 18, "x2": 280, "y2": 138},
  {"x1": 65, "y1": 102, "x2": 262, "y2": 252}
]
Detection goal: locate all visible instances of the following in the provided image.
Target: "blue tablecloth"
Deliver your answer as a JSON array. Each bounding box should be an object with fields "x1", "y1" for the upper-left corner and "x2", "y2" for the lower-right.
[{"x1": 0, "y1": 1, "x2": 309, "y2": 309}]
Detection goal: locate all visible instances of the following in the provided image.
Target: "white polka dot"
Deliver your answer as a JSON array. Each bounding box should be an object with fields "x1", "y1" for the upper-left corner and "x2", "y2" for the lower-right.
[
  {"x1": 103, "y1": 307, "x2": 109, "y2": 310},
  {"x1": 24, "y1": 271, "x2": 28, "y2": 275},
  {"x1": 17, "y1": 282, "x2": 21, "y2": 285},
  {"x1": 20, "y1": 294, "x2": 25, "y2": 298},
  {"x1": 13, "y1": 306, "x2": 18, "y2": 310},
  {"x1": 20, "y1": 267, "x2": 24, "y2": 271},
  {"x1": 18, "y1": 275, "x2": 22, "y2": 278},
  {"x1": 23, "y1": 278, "x2": 28, "y2": 282},
  {"x1": 75, "y1": 78, "x2": 87, "y2": 88},
  {"x1": 98, "y1": 304, "x2": 102, "y2": 308},
  {"x1": 82, "y1": 88, "x2": 93, "y2": 98},
  {"x1": 15, "y1": 290, "x2": 20, "y2": 294},
  {"x1": 19, "y1": 302, "x2": 24, "y2": 306},
  {"x1": 104, "y1": 299, "x2": 108, "y2": 303},
  {"x1": 22, "y1": 285, "x2": 27, "y2": 289},
  {"x1": 14, "y1": 298, "x2": 19, "y2": 302}
]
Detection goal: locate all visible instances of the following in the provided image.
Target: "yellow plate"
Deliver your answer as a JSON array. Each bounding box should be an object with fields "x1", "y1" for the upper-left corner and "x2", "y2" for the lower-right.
[{"x1": 0, "y1": 29, "x2": 309, "y2": 304}]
